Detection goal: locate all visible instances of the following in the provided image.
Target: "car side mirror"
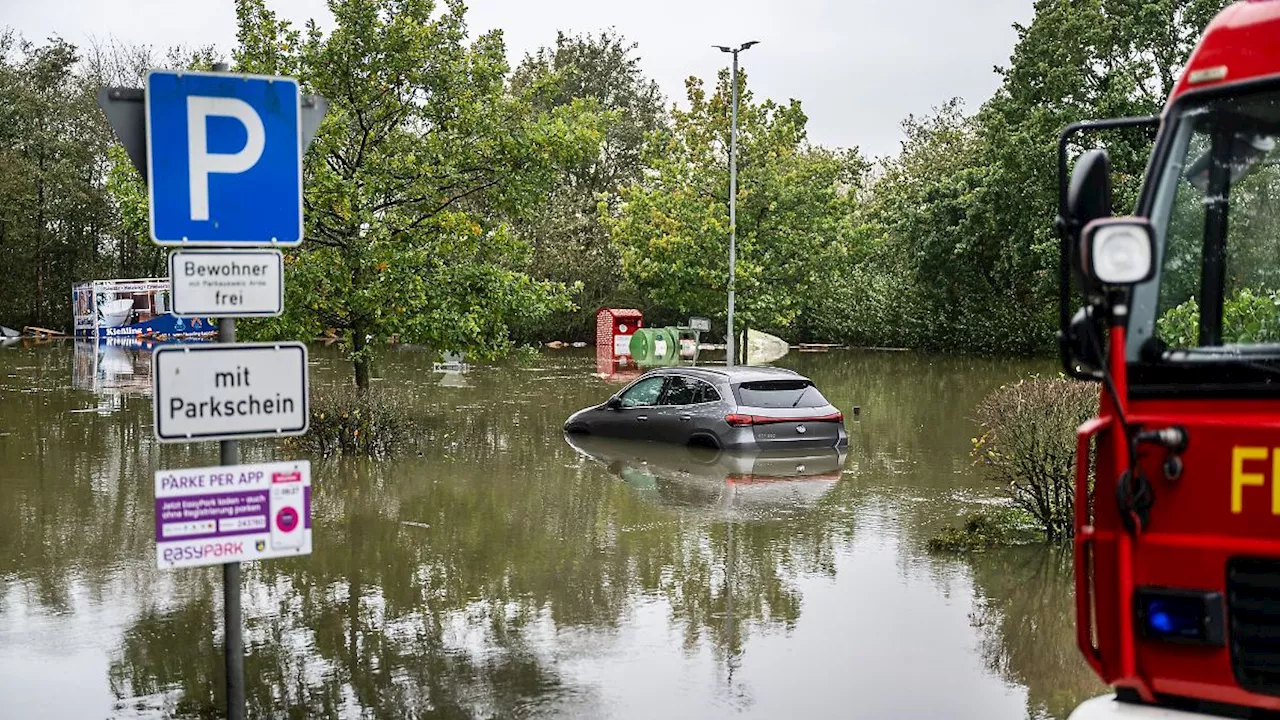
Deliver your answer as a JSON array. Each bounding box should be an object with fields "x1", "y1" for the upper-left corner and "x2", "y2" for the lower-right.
[
  {"x1": 1080, "y1": 217, "x2": 1155, "y2": 287},
  {"x1": 606, "y1": 396, "x2": 622, "y2": 410}
]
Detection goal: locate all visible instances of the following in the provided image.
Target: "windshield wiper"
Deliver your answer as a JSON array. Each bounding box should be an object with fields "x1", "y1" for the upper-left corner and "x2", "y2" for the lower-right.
[
  {"x1": 791, "y1": 386, "x2": 813, "y2": 408},
  {"x1": 1166, "y1": 344, "x2": 1280, "y2": 358},
  {"x1": 1163, "y1": 347, "x2": 1280, "y2": 378}
]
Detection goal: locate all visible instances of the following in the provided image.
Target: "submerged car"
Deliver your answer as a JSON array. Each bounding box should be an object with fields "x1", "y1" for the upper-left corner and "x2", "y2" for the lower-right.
[{"x1": 563, "y1": 366, "x2": 847, "y2": 450}]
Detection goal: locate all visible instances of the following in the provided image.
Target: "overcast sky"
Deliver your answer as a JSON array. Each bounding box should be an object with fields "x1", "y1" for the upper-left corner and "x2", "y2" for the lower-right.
[{"x1": 4, "y1": 0, "x2": 1033, "y2": 159}]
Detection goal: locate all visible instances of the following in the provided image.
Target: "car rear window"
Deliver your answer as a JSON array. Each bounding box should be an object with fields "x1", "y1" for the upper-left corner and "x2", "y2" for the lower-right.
[{"x1": 734, "y1": 380, "x2": 828, "y2": 408}]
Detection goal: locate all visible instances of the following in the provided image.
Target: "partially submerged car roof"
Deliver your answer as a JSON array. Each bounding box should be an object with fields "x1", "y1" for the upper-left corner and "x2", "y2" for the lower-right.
[{"x1": 644, "y1": 365, "x2": 807, "y2": 383}]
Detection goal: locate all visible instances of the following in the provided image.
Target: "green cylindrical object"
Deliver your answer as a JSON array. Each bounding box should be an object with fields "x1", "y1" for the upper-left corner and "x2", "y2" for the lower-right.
[
  {"x1": 656, "y1": 327, "x2": 678, "y2": 361},
  {"x1": 629, "y1": 328, "x2": 654, "y2": 363},
  {"x1": 630, "y1": 327, "x2": 684, "y2": 366}
]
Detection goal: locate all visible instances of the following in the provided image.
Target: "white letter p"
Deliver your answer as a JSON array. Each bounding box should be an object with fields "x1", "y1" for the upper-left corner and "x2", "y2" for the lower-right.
[{"x1": 187, "y1": 96, "x2": 265, "y2": 221}]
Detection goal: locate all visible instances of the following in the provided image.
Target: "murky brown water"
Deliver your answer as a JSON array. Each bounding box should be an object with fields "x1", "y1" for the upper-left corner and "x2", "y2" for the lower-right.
[{"x1": 0, "y1": 341, "x2": 1104, "y2": 719}]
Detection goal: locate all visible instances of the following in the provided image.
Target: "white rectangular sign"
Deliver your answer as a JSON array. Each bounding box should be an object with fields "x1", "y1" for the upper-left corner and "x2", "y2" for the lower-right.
[
  {"x1": 155, "y1": 460, "x2": 312, "y2": 569},
  {"x1": 689, "y1": 316, "x2": 712, "y2": 332},
  {"x1": 152, "y1": 342, "x2": 309, "y2": 442},
  {"x1": 169, "y1": 249, "x2": 284, "y2": 317}
]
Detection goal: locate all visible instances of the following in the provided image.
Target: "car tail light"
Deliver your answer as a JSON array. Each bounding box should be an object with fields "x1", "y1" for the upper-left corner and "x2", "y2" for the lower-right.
[{"x1": 724, "y1": 412, "x2": 844, "y2": 426}]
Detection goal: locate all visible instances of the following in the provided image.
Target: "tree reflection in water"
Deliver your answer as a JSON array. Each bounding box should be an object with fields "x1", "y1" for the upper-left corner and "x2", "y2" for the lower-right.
[{"x1": 967, "y1": 546, "x2": 1105, "y2": 719}]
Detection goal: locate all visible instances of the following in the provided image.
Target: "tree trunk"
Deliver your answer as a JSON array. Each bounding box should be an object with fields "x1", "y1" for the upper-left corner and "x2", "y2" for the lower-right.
[
  {"x1": 740, "y1": 325, "x2": 749, "y2": 365},
  {"x1": 353, "y1": 326, "x2": 371, "y2": 391}
]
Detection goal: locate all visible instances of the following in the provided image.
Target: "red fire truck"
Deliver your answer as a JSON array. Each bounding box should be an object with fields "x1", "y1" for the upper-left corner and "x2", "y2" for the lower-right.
[{"x1": 1058, "y1": 2, "x2": 1280, "y2": 716}]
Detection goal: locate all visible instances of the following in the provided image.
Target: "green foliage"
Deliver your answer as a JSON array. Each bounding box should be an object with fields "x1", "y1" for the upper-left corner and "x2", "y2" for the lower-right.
[
  {"x1": 104, "y1": 144, "x2": 165, "y2": 278},
  {"x1": 927, "y1": 507, "x2": 1038, "y2": 553},
  {"x1": 232, "y1": 0, "x2": 603, "y2": 387},
  {"x1": 291, "y1": 386, "x2": 416, "y2": 456},
  {"x1": 1156, "y1": 288, "x2": 1280, "y2": 347},
  {"x1": 509, "y1": 30, "x2": 665, "y2": 341},
  {"x1": 1156, "y1": 296, "x2": 1201, "y2": 347},
  {"x1": 0, "y1": 0, "x2": 1239, "y2": 354},
  {"x1": 604, "y1": 69, "x2": 868, "y2": 340},
  {"x1": 824, "y1": 0, "x2": 1231, "y2": 353},
  {"x1": 972, "y1": 377, "x2": 1098, "y2": 542},
  {"x1": 0, "y1": 31, "x2": 229, "y2": 331},
  {"x1": 0, "y1": 33, "x2": 113, "y2": 329}
]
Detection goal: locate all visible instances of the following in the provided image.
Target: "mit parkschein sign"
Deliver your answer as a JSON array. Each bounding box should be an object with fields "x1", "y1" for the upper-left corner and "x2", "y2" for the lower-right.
[{"x1": 152, "y1": 342, "x2": 309, "y2": 442}]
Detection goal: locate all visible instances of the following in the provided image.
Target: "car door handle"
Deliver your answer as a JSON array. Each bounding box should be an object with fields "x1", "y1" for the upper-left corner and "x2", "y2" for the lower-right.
[
  {"x1": 679, "y1": 414, "x2": 692, "y2": 421},
  {"x1": 636, "y1": 415, "x2": 648, "y2": 422}
]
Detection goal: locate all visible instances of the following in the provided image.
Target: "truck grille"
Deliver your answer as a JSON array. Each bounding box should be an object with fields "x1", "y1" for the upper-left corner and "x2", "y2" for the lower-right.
[{"x1": 1227, "y1": 557, "x2": 1280, "y2": 696}]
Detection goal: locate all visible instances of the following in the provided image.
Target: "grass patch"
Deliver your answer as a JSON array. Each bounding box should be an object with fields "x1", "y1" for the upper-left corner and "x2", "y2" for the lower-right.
[
  {"x1": 927, "y1": 507, "x2": 1040, "y2": 554},
  {"x1": 289, "y1": 386, "x2": 417, "y2": 457}
]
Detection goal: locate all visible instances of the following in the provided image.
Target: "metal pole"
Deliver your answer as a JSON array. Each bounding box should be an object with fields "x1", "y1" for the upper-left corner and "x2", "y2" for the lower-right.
[
  {"x1": 727, "y1": 50, "x2": 739, "y2": 367},
  {"x1": 205, "y1": 60, "x2": 245, "y2": 720},
  {"x1": 218, "y1": 317, "x2": 245, "y2": 720}
]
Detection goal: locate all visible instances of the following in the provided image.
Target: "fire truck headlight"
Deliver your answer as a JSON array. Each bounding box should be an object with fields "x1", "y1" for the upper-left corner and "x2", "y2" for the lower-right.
[{"x1": 1082, "y1": 218, "x2": 1156, "y2": 286}]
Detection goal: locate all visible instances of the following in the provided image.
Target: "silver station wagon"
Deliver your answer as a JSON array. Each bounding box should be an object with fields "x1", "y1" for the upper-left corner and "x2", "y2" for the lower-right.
[{"x1": 564, "y1": 366, "x2": 848, "y2": 450}]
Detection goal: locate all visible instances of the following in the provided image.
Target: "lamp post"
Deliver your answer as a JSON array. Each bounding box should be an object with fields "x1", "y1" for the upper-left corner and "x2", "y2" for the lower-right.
[{"x1": 713, "y1": 41, "x2": 758, "y2": 366}]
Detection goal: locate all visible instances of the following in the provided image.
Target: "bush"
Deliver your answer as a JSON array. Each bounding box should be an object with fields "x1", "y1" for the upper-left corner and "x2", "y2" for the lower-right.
[
  {"x1": 971, "y1": 377, "x2": 1097, "y2": 542},
  {"x1": 927, "y1": 508, "x2": 1038, "y2": 553},
  {"x1": 291, "y1": 387, "x2": 416, "y2": 457},
  {"x1": 1156, "y1": 287, "x2": 1280, "y2": 347}
]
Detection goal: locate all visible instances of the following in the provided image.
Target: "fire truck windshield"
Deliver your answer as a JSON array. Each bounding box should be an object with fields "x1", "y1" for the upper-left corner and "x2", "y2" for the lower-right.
[{"x1": 1128, "y1": 84, "x2": 1280, "y2": 388}]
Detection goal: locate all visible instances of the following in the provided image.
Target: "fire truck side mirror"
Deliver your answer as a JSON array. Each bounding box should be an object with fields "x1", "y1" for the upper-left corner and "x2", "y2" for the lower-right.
[
  {"x1": 1066, "y1": 150, "x2": 1113, "y2": 292},
  {"x1": 1080, "y1": 217, "x2": 1156, "y2": 286},
  {"x1": 1067, "y1": 149, "x2": 1112, "y2": 229}
]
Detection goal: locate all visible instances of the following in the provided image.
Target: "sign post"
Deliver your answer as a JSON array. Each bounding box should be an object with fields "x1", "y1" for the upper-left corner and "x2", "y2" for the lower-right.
[
  {"x1": 218, "y1": 320, "x2": 243, "y2": 720},
  {"x1": 100, "y1": 60, "x2": 324, "y2": 720}
]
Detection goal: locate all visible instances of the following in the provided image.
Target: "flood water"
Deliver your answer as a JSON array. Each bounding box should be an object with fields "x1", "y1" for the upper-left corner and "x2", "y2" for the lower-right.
[{"x1": 0, "y1": 341, "x2": 1104, "y2": 719}]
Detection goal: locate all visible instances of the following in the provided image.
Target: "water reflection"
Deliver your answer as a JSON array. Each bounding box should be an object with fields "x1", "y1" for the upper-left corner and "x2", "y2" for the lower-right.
[
  {"x1": 968, "y1": 546, "x2": 1105, "y2": 720},
  {"x1": 564, "y1": 434, "x2": 844, "y2": 518},
  {"x1": 0, "y1": 344, "x2": 1108, "y2": 718},
  {"x1": 72, "y1": 339, "x2": 157, "y2": 397}
]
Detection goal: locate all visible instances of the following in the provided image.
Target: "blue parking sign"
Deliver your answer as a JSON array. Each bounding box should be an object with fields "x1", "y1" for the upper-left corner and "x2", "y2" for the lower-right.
[{"x1": 146, "y1": 70, "x2": 303, "y2": 246}]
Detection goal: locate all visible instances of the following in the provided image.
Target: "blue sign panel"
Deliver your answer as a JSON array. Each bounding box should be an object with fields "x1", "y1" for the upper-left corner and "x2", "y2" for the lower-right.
[{"x1": 146, "y1": 70, "x2": 303, "y2": 246}]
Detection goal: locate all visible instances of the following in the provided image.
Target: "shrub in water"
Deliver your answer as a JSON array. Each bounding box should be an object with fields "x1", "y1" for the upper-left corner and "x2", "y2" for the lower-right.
[
  {"x1": 293, "y1": 387, "x2": 415, "y2": 457},
  {"x1": 927, "y1": 508, "x2": 1036, "y2": 553},
  {"x1": 971, "y1": 377, "x2": 1097, "y2": 542}
]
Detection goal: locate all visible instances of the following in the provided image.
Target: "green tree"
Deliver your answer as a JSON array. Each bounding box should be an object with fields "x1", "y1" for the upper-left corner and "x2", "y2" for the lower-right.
[
  {"x1": 509, "y1": 30, "x2": 666, "y2": 341},
  {"x1": 837, "y1": 0, "x2": 1231, "y2": 355},
  {"x1": 604, "y1": 69, "x2": 867, "y2": 346},
  {"x1": 0, "y1": 32, "x2": 115, "y2": 330},
  {"x1": 233, "y1": 0, "x2": 603, "y2": 388},
  {"x1": 85, "y1": 40, "x2": 220, "y2": 281}
]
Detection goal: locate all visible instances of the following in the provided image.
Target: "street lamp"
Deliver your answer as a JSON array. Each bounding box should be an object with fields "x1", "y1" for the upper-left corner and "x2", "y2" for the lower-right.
[{"x1": 713, "y1": 41, "x2": 758, "y2": 366}]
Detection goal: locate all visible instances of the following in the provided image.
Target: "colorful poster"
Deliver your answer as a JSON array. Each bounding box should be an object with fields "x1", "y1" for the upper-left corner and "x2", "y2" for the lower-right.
[{"x1": 154, "y1": 460, "x2": 312, "y2": 569}]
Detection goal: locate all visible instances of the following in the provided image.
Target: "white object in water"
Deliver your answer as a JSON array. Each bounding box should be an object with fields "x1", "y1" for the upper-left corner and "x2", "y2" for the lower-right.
[
  {"x1": 99, "y1": 298, "x2": 135, "y2": 328},
  {"x1": 747, "y1": 328, "x2": 790, "y2": 364},
  {"x1": 1068, "y1": 695, "x2": 1209, "y2": 719}
]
